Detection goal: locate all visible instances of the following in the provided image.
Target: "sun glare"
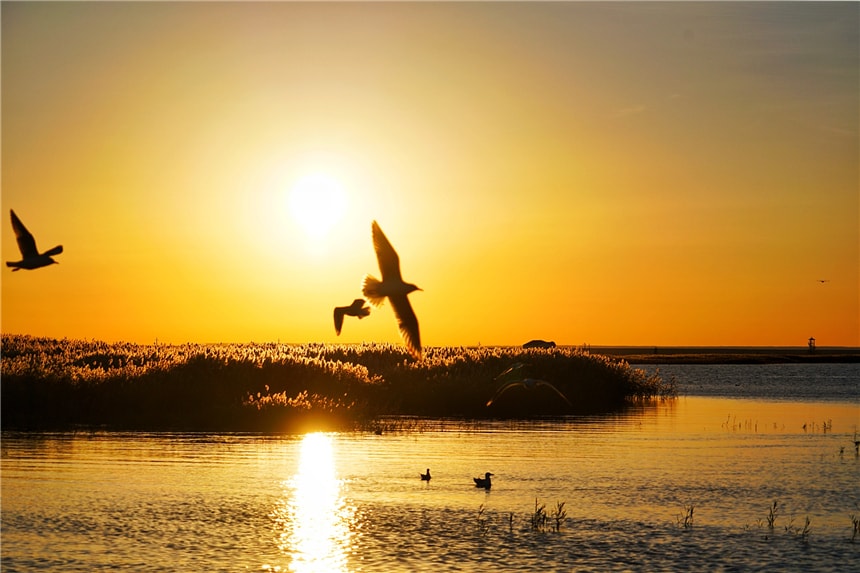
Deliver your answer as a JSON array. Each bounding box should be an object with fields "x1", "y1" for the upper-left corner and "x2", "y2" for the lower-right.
[
  {"x1": 273, "y1": 432, "x2": 352, "y2": 573},
  {"x1": 289, "y1": 173, "x2": 348, "y2": 240}
]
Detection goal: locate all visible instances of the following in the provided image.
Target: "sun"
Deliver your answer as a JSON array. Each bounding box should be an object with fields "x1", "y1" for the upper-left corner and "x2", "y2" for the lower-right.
[{"x1": 289, "y1": 173, "x2": 348, "y2": 239}]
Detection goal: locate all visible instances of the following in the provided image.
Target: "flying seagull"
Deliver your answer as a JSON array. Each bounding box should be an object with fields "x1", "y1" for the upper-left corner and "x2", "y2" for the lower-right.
[
  {"x1": 473, "y1": 472, "x2": 493, "y2": 489},
  {"x1": 817, "y1": 279, "x2": 830, "y2": 284},
  {"x1": 362, "y1": 220, "x2": 422, "y2": 359},
  {"x1": 6, "y1": 210, "x2": 63, "y2": 271},
  {"x1": 486, "y1": 378, "x2": 573, "y2": 407},
  {"x1": 333, "y1": 298, "x2": 371, "y2": 335}
]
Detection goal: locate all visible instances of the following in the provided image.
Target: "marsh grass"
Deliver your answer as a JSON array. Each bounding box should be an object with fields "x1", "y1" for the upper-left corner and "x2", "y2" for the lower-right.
[
  {"x1": 552, "y1": 501, "x2": 567, "y2": 532},
  {"x1": 528, "y1": 499, "x2": 567, "y2": 533},
  {"x1": 1, "y1": 334, "x2": 676, "y2": 431},
  {"x1": 477, "y1": 504, "x2": 489, "y2": 537},
  {"x1": 677, "y1": 504, "x2": 694, "y2": 529},
  {"x1": 531, "y1": 499, "x2": 547, "y2": 531},
  {"x1": 851, "y1": 513, "x2": 859, "y2": 542},
  {"x1": 766, "y1": 501, "x2": 780, "y2": 529},
  {"x1": 785, "y1": 516, "x2": 811, "y2": 543}
]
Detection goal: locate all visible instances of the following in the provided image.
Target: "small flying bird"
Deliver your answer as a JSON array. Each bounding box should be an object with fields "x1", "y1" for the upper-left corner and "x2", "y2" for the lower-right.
[
  {"x1": 333, "y1": 298, "x2": 370, "y2": 335},
  {"x1": 473, "y1": 472, "x2": 493, "y2": 489},
  {"x1": 362, "y1": 220, "x2": 422, "y2": 359},
  {"x1": 420, "y1": 468, "x2": 431, "y2": 481},
  {"x1": 486, "y1": 378, "x2": 573, "y2": 407},
  {"x1": 6, "y1": 210, "x2": 63, "y2": 271},
  {"x1": 817, "y1": 279, "x2": 830, "y2": 284}
]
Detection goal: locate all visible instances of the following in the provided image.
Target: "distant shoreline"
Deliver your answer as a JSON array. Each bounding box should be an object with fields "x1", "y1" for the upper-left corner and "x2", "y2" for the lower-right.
[{"x1": 580, "y1": 346, "x2": 860, "y2": 364}]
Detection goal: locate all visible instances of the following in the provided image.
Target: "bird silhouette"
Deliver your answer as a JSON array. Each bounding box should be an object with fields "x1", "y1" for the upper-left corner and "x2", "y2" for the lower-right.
[
  {"x1": 420, "y1": 468, "x2": 431, "y2": 481},
  {"x1": 362, "y1": 221, "x2": 422, "y2": 359},
  {"x1": 486, "y1": 378, "x2": 573, "y2": 407},
  {"x1": 473, "y1": 472, "x2": 493, "y2": 489},
  {"x1": 333, "y1": 298, "x2": 370, "y2": 335},
  {"x1": 6, "y1": 210, "x2": 63, "y2": 271},
  {"x1": 817, "y1": 279, "x2": 830, "y2": 284}
]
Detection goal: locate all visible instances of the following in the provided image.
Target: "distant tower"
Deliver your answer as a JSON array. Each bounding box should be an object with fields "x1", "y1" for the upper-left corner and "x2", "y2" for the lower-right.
[{"x1": 808, "y1": 337, "x2": 816, "y2": 353}]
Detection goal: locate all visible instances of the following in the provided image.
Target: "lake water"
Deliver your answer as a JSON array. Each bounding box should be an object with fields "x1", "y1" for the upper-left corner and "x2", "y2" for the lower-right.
[{"x1": 2, "y1": 364, "x2": 858, "y2": 571}]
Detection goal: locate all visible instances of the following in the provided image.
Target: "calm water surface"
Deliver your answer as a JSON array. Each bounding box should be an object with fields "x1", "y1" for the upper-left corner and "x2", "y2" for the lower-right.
[{"x1": 2, "y1": 364, "x2": 859, "y2": 571}]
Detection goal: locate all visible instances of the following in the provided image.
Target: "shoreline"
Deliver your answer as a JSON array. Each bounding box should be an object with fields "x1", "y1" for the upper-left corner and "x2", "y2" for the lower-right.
[{"x1": 585, "y1": 346, "x2": 860, "y2": 364}]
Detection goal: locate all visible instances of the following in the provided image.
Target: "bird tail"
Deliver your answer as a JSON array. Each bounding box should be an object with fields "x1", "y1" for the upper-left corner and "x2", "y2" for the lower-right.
[
  {"x1": 333, "y1": 308, "x2": 345, "y2": 336},
  {"x1": 362, "y1": 275, "x2": 386, "y2": 307}
]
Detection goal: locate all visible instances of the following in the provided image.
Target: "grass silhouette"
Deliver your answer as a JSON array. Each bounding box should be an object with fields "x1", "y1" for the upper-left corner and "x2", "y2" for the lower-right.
[{"x1": 1, "y1": 334, "x2": 676, "y2": 431}]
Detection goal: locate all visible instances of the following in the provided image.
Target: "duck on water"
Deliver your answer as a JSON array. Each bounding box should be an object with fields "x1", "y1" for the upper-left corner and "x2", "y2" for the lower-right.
[{"x1": 474, "y1": 472, "x2": 493, "y2": 489}]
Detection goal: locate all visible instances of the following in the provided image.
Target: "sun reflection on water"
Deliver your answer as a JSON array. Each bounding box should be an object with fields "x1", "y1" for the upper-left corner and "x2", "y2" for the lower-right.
[{"x1": 271, "y1": 433, "x2": 353, "y2": 573}]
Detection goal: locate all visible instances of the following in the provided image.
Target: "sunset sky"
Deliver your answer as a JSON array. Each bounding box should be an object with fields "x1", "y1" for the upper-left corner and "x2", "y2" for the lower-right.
[{"x1": 2, "y1": 2, "x2": 857, "y2": 348}]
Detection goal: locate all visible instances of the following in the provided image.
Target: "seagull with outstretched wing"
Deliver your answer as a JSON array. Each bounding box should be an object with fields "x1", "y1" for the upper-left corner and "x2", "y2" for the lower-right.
[
  {"x1": 486, "y1": 378, "x2": 573, "y2": 407},
  {"x1": 6, "y1": 210, "x2": 63, "y2": 271},
  {"x1": 362, "y1": 221, "x2": 422, "y2": 359}
]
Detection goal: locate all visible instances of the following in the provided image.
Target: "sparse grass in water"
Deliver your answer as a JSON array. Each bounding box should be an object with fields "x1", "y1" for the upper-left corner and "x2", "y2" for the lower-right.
[
  {"x1": 477, "y1": 504, "x2": 489, "y2": 537},
  {"x1": 766, "y1": 500, "x2": 779, "y2": 529},
  {"x1": 529, "y1": 498, "x2": 567, "y2": 533},
  {"x1": 552, "y1": 501, "x2": 567, "y2": 532},
  {"x1": 677, "y1": 504, "x2": 694, "y2": 529},
  {"x1": 851, "y1": 513, "x2": 860, "y2": 542},
  {"x1": 531, "y1": 499, "x2": 548, "y2": 532},
  {"x1": 785, "y1": 515, "x2": 811, "y2": 543}
]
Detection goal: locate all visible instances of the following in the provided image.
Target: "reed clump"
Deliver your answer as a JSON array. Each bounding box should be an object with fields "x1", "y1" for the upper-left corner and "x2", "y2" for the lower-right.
[
  {"x1": 850, "y1": 513, "x2": 859, "y2": 542},
  {"x1": 1, "y1": 334, "x2": 676, "y2": 431},
  {"x1": 677, "y1": 504, "x2": 694, "y2": 529}
]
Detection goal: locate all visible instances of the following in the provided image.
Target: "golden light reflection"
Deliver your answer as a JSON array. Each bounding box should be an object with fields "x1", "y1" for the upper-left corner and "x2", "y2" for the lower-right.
[{"x1": 272, "y1": 433, "x2": 353, "y2": 573}]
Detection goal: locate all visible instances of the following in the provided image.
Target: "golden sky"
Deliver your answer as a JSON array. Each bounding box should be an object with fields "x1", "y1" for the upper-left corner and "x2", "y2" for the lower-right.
[{"x1": 2, "y1": 2, "x2": 858, "y2": 347}]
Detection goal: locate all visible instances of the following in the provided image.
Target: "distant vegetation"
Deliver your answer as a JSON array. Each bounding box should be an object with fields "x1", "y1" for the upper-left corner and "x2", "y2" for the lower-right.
[{"x1": 1, "y1": 334, "x2": 676, "y2": 432}]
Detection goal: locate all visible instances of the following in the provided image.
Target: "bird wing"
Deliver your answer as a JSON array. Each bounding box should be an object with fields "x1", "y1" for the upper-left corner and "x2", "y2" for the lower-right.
[
  {"x1": 534, "y1": 381, "x2": 573, "y2": 406},
  {"x1": 495, "y1": 362, "x2": 528, "y2": 380},
  {"x1": 43, "y1": 245, "x2": 63, "y2": 257},
  {"x1": 486, "y1": 381, "x2": 526, "y2": 406},
  {"x1": 389, "y1": 293, "x2": 421, "y2": 358},
  {"x1": 333, "y1": 307, "x2": 346, "y2": 335},
  {"x1": 371, "y1": 221, "x2": 403, "y2": 282},
  {"x1": 10, "y1": 210, "x2": 39, "y2": 258}
]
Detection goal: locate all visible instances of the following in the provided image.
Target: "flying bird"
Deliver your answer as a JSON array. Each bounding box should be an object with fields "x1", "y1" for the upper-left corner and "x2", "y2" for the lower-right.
[
  {"x1": 333, "y1": 298, "x2": 370, "y2": 335},
  {"x1": 486, "y1": 378, "x2": 573, "y2": 408},
  {"x1": 473, "y1": 472, "x2": 493, "y2": 489},
  {"x1": 6, "y1": 210, "x2": 63, "y2": 271},
  {"x1": 420, "y1": 468, "x2": 431, "y2": 481},
  {"x1": 817, "y1": 279, "x2": 830, "y2": 284},
  {"x1": 362, "y1": 220, "x2": 422, "y2": 359}
]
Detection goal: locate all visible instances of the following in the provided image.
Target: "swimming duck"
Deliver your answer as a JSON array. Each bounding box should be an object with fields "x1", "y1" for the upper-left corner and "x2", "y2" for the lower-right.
[
  {"x1": 420, "y1": 468, "x2": 431, "y2": 481},
  {"x1": 473, "y1": 472, "x2": 493, "y2": 489}
]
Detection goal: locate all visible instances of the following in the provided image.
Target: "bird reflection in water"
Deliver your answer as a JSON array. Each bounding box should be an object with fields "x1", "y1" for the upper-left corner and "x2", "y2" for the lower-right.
[{"x1": 270, "y1": 433, "x2": 354, "y2": 573}]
